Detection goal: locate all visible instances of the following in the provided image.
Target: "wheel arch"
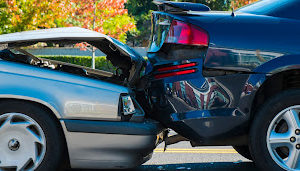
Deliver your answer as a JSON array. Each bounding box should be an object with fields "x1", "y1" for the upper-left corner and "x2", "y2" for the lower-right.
[
  {"x1": 0, "y1": 95, "x2": 61, "y2": 119},
  {"x1": 250, "y1": 69, "x2": 300, "y2": 120}
]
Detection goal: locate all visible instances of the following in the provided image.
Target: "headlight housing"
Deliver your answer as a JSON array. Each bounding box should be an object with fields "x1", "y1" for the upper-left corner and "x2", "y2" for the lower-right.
[{"x1": 121, "y1": 95, "x2": 136, "y2": 115}]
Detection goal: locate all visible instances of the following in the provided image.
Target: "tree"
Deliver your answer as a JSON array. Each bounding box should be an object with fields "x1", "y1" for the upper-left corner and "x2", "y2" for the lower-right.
[
  {"x1": 232, "y1": 0, "x2": 259, "y2": 9},
  {"x1": 69, "y1": 0, "x2": 136, "y2": 42},
  {"x1": 0, "y1": 0, "x2": 136, "y2": 43},
  {"x1": 125, "y1": 0, "x2": 156, "y2": 46},
  {"x1": 0, "y1": 0, "x2": 71, "y2": 34}
]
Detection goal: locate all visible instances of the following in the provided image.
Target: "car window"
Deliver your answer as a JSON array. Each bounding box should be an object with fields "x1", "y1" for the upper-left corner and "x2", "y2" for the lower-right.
[{"x1": 238, "y1": 0, "x2": 300, "y2": 20}]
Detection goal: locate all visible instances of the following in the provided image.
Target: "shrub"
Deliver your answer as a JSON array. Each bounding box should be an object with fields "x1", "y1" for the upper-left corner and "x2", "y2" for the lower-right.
[{"x1": 37, "y1": 55, "x2": 115, "y2": 72}]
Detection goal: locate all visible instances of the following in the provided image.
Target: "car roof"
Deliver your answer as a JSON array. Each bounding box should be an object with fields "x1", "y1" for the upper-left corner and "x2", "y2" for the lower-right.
[{"x1": 0, "y1": 27, "x2": 112, "y2": 44}]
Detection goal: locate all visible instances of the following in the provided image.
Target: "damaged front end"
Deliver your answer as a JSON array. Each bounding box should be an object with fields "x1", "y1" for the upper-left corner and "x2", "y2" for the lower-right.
[
  {"x1": 0, "y1": 27, "x2": 154, "y2": 124},
  {"x1": 0, "y1": 27, "x2": 146, "y2": 89}
]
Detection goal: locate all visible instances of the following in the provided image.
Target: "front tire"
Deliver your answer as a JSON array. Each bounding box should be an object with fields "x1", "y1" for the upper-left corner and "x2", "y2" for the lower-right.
[
  {"x1": 250, "y1": 89, "x2": 300, "y2": 171},
  {"x1": 0, "y1": 100, "x2": 67, "y2": 171}
]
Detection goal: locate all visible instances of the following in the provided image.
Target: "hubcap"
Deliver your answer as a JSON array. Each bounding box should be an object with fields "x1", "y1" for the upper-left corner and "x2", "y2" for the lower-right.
[
  {"x1": 267, "y1": 106, "x2": 300, "y2": 170},
  {"x1": 0, "y1": 113, "x2": 46, "y2": 170},
  {"x1": 8, "y1": 138, "x2": 20, "y2": 151}
]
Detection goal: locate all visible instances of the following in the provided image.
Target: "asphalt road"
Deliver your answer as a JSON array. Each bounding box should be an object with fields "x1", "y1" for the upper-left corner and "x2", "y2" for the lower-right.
[
  {"x1": 74, "y1": 141, "x2": 257, "y2": 171},
  {"x1": 138, "y1": 142, "x2": 257, "y2": 171}
]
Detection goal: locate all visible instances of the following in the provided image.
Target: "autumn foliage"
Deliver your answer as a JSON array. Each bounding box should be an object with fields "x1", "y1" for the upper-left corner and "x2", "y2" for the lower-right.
[
  {"x1": 0, "y1": 0, "x2": 71, "y2": 33},
  {"x1": 232, "y1": 0, "x2": 259, "y2": 9},
  {"x1": 71, "y1": 0, "x2": 136, "y2": 42},
  {"x1": 0, "y1": 0, "x2": 136, "y2": 42}
]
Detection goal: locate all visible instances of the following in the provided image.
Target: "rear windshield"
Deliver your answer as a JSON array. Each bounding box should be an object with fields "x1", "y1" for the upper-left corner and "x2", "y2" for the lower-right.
[{"x1": 237, "y1": 0, "x2": 300, "y2": 20}]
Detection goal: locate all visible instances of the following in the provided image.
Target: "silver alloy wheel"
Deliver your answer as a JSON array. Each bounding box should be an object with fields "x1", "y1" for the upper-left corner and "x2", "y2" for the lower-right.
[
  {"x1": 0, "y1": 113, "x2": 46, "y2": 170},
  {"x1": 267, "y1": 105, "x2": 300, "y2": 171}
]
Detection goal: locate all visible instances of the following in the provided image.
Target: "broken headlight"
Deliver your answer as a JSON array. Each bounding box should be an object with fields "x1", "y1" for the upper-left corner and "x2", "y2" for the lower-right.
[{"x1": 121, "y1": 95, "x2": 136, "y2": 115}]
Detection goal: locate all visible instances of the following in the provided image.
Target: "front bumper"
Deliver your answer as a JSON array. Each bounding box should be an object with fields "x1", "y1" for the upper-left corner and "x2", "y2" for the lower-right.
[{"x1": 60, "y1": 119, "x2": 165, "y2": 169}]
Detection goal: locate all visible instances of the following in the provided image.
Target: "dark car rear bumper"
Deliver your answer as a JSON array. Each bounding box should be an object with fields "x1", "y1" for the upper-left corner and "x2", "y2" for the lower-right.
[
  {"x1": 61, "y1": 119, "x2": 166, "y2": 169},
  {"x1": 145, "y1": 61, "x2": 251, "y2": 146},
  {"x1": 169, "y1": 108, "x2": 249, "y2": 146}
]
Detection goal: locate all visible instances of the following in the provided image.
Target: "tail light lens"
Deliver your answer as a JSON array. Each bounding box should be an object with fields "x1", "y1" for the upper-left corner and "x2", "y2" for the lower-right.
[
  {"x1": 165, "y1": 20, "x2": 208, "y2": 46},
  {"x1": 154, "y1": 62, "x2": 198, "y2": 79},
  {"x1": 157, "y1": 62, "x2": 197, "y2": 72},
  {"x1": 155, "y1": 69, "x2": 197, "y2": 79}
]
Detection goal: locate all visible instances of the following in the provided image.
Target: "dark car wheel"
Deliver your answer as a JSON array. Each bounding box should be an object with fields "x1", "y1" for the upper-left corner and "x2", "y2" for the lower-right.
[
  {"x1": 232, "y1": 145, "x2": 252, "y2": 160},
  {"x1": 250, "y1": 89, "x2": 300, "y2": 171},
  {"x1": 0, "y1": 100, "x2": 67, "y2": 171}
]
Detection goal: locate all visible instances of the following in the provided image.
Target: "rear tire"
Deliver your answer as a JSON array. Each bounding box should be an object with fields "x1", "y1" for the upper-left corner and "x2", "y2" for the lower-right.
[
  {"x1": 0, "y1": 100, "x2": 68, "y2": 171},
  {"x1": 232, "y1": 145, "x2": 252, "y2": 160},
  {"x1": 250, "y1": 89, "x2": 300, "y2": 171}
]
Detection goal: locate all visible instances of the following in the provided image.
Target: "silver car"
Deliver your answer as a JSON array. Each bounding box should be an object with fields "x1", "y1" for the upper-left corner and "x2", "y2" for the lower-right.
[{"x1": 0, "y1": 27, "x2": 165, "y2": 170}]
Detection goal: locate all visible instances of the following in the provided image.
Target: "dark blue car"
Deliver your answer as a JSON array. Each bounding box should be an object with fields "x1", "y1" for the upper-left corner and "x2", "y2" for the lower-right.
[{"x1": 137, "y1": 0, "x2": 300, "y2": 170}]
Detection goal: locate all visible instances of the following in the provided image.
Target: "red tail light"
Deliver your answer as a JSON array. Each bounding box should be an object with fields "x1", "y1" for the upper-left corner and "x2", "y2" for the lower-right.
[
  {"x1": 165, "y1": 20, "x2": 208, "y2": 46},
  {"x1": 157, "y1": 62, "x2": 197, "y2": 72},
  {"x1": 155, "y1": 69, "x2": 197, "y2": 79},
  {"x1": 155, "y1": 62, "x2": 198, "y2": 79}
]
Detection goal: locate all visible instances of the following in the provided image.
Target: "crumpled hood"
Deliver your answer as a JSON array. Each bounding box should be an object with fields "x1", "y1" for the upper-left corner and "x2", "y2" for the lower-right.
[{"x1": 0, "y1": 27, "x2": 145, "y2": 85}]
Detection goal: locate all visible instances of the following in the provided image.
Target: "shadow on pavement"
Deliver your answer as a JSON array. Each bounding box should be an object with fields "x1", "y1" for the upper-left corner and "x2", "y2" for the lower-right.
[
  {"x1": 137, "y1": 162, "x2": 257, "y2": 171},
  {"x1": 72, "y1": 162, "x2": 257, "y2": 171}
]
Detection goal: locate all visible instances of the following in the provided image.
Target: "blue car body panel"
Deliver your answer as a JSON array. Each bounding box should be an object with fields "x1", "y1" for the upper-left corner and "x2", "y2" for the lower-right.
[{"x1": 144, "y1": 0, "x2": 300, "y2": 145}]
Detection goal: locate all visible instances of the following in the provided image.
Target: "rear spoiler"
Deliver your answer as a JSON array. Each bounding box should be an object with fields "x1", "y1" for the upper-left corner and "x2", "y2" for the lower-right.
[{"x1": 154, "y1": 1, "x2": 211, "y2": 13}]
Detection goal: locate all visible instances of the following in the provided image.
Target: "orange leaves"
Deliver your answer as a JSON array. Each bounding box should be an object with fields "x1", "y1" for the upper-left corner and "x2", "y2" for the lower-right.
[
  {"x1": 75, "y1": 42, "x2": 90, "y2": 51},
  {"x1": 68, "y1": 0, "x2": 136, "y2": 42},
  {"x1": 2, "y1": 0, "x2": 71, "y2": 32},
  {"x1": 1, "y1": 0, "x2": 136, "y2": 42},
  {"x1": 231, "y1": 0, "x2": 259, "y2": 9}
]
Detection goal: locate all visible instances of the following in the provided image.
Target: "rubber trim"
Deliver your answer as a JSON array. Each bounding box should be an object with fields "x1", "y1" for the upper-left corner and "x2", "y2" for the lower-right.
[{"x1": 63, "y1": 119, "x2": 163, "y2": 135}]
